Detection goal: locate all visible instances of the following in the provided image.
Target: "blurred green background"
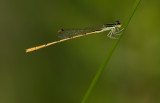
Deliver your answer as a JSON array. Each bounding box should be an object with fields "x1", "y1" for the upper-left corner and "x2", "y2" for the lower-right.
[{"x1": 1, "y1": 0, "x2": 160, "y2": 103}]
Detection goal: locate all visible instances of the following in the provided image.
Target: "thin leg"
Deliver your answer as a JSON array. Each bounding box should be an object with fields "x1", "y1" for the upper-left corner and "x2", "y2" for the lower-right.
[
  {"x1": 107, "y1": 29, "x2": 116, "y2": 39},
  {"x1": 119, "y1": 28, "x2": 124, "y2": 32},
  {"x1": 116, "y1": 27, "x2": 120, "y2": 32},
  {"x1": 111, "y1": 28, "x2": 119, "y2": 39},
  {"x1": 109, "y1": 30, "x2": 113, "y2": 38},
  {"x1": 115, "y1": 28, "x2": 124, "y2": 33},
  {"x1": 107, "y1": 28, "x2": 120, "y2": 39},
  {"x1": 107, "y1": 31, "x2": 112, "y2": 38},
  {"x1": 111, "y1": 28, "x2": 116, "y2": 38},
  {"x1": 111, "y1": 37, "x2": 118, "y2": 39}
]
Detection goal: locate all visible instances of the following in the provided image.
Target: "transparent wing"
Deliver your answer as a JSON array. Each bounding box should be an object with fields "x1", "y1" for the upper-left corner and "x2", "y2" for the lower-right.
[{"x1": 58, "y1": 26, "x2": 103, "y2": 39}]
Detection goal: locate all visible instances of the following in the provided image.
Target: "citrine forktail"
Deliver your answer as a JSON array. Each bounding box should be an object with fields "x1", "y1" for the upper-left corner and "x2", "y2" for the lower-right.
[{"x1": 26, "y1": 21, "x2": 123, "y2": 53}]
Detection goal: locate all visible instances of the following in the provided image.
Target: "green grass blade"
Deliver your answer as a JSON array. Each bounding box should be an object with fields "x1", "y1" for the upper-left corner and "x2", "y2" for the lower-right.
[{"x1": 81, "y1": 0, "x2": 141, "y2": 103}]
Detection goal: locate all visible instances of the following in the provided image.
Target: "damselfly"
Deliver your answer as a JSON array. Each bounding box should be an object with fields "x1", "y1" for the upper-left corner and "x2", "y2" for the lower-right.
[{"x1": 26, "y1": 21, "x2": 123, "y2": 53}]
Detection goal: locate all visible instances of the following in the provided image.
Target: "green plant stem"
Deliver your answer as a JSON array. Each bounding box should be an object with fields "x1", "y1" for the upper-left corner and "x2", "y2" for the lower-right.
[{"x1": 81, "y1": 0, "x2": 141, "y2": 103}]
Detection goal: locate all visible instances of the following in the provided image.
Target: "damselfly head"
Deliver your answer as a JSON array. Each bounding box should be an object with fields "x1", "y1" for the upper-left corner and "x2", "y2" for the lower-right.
[
  {"x1": 115, "y1": 20, "x2": 122, "y2": 28},
  {"x1": 58, "y1": 29, "x2": 64, "y2": 34}
]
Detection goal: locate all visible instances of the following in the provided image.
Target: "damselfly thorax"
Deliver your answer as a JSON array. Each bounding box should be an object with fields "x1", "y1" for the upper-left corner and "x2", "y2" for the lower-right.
[{"x1": 26, "y1": 21, "x2": 123, "y2": 53}]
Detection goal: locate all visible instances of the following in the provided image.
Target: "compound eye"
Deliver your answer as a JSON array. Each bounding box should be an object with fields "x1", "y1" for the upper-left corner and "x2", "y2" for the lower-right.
[{"x1": 115, "y1": 21, "x2": 120, "y2": 25}]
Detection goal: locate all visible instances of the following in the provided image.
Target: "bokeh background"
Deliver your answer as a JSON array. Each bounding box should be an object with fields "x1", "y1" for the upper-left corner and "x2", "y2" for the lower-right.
[{"x1": 1, "y1": 0, "x2": 160, "y2": 103}]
